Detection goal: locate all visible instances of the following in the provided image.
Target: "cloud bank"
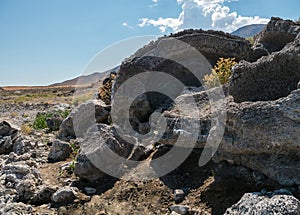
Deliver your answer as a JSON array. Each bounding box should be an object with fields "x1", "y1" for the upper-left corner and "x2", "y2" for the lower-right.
[{"x1": 139, "y1": 0, "x2": 269, "y2": 33}]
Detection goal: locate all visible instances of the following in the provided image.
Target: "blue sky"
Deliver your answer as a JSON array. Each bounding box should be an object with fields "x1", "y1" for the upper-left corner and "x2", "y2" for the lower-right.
[{"x1": 0, "y1": 0, "x2": 299, "y2": 86}]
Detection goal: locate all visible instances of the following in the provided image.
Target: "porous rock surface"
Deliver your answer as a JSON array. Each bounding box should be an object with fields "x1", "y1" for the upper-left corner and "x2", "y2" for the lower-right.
[
  {"x1": 59, "y1": 99, "x2": 110, "y2": 140},
  {"x1": 229, "y1": 34, "x2": 300, "y2": 102},
  {"x1": 224, "y1": 189, "x2": 300, "y2": 215},
  {"x1": 254, "y1": 17, "x2": 300, "y2": 53}
]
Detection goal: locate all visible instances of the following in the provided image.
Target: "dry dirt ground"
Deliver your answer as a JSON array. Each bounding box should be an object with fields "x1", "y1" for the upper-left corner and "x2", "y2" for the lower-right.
[{"x1": 0, "y1": 87, "x2": 279, "y2": 215}]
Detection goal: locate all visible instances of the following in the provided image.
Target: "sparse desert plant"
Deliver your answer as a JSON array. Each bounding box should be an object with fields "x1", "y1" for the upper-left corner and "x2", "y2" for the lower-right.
[
  {"x1": 69, "y1": 159, "x2": 76, "y2": 173},
  {"x1": 32, "y1": 113, "x2": 48, "y2": 129},
  {"x1": 98, "y1": 73, "x2": 116, "y2": 105},
  {"x1": 21, "y1": 123, "x2": 33, "y2": 135},
  {"x1": 32, "y1": 109, "x2": 70, "y2": 130},
  {"x1": 11, "y1": 112, "x2": 19, "y2": 118},
  {"x1": 246, "y1": 36, "x2": 255, "y2": 46},
  {"x1": 70, "y1": 141, "x2": 79, "y2": 156},
  {"x1": 22, "y1": 113, "x2": 29, "y2": 118},
  {"x1": 204, "y1": 57, "x2": 237, "y2": 88}
]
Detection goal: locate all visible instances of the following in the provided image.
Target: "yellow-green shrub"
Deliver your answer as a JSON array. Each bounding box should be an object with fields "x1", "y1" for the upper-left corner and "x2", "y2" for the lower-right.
[
  {"x1": 246, "y1": 37, "x2": 255, "y2": 46},
  {"x1": 204, "y1": 57, "x2": 237, "y2": 88}
]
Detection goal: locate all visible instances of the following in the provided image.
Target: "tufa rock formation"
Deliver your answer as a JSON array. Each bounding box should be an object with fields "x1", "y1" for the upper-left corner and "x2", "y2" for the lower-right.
[
  {"x1": 254, "y1": 17, "x2": 300, "y2": 53},
  {"x1": 229, "y1": 32, "x2": 300, "y2": 102},
  {"x1": 59, "y1": 99, "x2": 110, "y2": 140}
]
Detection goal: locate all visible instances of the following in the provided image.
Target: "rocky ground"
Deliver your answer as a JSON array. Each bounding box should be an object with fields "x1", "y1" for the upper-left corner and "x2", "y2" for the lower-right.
[{"x1": 0, "y1": 17, "x2": 300, "y2": 215}]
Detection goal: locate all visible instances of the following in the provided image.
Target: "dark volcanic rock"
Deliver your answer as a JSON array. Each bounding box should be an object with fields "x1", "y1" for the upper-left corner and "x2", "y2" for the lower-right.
[
  {"x1": 46, "y1": 117, "x2": 63, "y2": 132},
  {"x1": 254, "y1": 17, "x2": 300, "y2": 53},
  {"x1": 48, "y1": 140, "x2": 72, "y2": 162},
  {"x1": 229, "y1": 36, "x2": 300, "y2": 102},
  {"x1": 51, "y1": 187, "x2": 76, "y2": 204},
  {"x1": 0, "y1": 121, "x2": 18, "y2": 138}
]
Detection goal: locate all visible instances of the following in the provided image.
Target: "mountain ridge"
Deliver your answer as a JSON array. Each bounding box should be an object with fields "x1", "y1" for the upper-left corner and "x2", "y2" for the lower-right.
[{"x1": 231, "y1": 24, "x2": 265, "y2": 38}]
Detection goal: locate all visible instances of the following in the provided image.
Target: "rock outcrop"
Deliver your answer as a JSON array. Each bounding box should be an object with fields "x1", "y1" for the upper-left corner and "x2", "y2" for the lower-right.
[
  {"x1": 59, "y1": 100, "x2": 110, "y2": 140},
  {"x1": 74, "y1": 124, "x2": 149, "y2": 181},
  {"x1": 225, "y1": 189, "x2": 300, "y2": 215},
  {"x1": 111, "y1": 30, "x2": 253, "y2": 133},
  {"x1": 134, "y1": 29, "x2": 253, "y2": 65},
  {"x1": 229, "y1": 35, "x2": 300, "y2": 102},
  {"x1": 164, "y1": 87, "x2": 300, "y2": 187},
  {"x1": 254, "y1": 17, "x2": 300, "y2": 53},
  {"x1": 114, "y1": 29, "x2": 253, "y2": 94},
  {"x1": 215, "y1": 88, "x2": 300, "y2": 186}
]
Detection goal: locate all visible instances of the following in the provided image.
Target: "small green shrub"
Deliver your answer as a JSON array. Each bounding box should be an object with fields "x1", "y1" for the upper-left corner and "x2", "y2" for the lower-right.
[
  {"x1": 32, "y1": 113, "x2": 48, "y2": 129},
  {"x1": 70, "y1": 141, "x2": 79, "y2": 156},
  {"x1": 69, "y1": 159, "x2": 76, "y2": 173},
  {"x1": 32, "y1": 109, "x2": 70, "y2": 130},
  {"x1": 204, "y1": 57, "x2": 237, "y2": 88},
  {"x1": 21, "y1": 123, "x2": 33, "y2": 135}
]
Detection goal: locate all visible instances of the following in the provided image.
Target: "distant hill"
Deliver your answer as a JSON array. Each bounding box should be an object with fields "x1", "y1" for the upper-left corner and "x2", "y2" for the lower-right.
[
  {"x1": 231, "y1": 24, "x2": 265, "y2": 38},
  {"x1": 50, "y1": 66, "x2": 119, "y2": 87}
]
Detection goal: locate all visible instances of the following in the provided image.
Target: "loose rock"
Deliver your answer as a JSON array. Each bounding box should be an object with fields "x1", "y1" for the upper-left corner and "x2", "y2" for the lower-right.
[
  {"x1": 224, "y1": 190, "x2": 300, "y2": 215},
  {"x1": 48, "y1": 140, "x2": 72, "y2": 162}
]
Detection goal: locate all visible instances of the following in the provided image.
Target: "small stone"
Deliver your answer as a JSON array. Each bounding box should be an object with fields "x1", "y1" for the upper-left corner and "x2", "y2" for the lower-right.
[
  {"x1": 51, "y1": 187, "x2": 76, "y2": 204},
  {"x1": 84, "y1": 187, "x2": 97, "y2": 195},
  {"x1": 169, "y1": 205, "x2": 190, "y2": 215},
  {"x1": 46, "y1": 117, "x2": 63, "y2": 131},
  {"x1": 174, "y1": 189, "x2": 185, "y2": 203},
  {"x1": 30, "y1": 186, "x2": 56, "y2": 205},
  {"x1": 48, "y1": 140, "x2": 72, "y2": 162}
]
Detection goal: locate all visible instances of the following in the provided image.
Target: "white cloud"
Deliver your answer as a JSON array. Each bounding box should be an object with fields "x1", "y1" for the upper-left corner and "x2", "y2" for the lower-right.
[
  {"x1": 122, "y1": 22, "x2": 134, "y2": 29},
  {"x1": 149, "y1": 3, "x2": 159, "y2": 8},
  {"x1": 138, "y1": 17, "x2": 183, "y2": 32},
  {"x1": 149, "y1": 0, "x2": 159, "y2": 7},
  {"x1": 138, "y1": 0, "x2": 269, "y2": 33}
]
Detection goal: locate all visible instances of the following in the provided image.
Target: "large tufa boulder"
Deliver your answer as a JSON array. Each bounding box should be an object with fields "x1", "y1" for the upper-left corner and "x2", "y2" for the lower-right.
[
  {"x1": 75, "y1": 124, "x2": 148, "y2": 181},
  {"x1": 59, "y1": 99, "x2": 110, "y2": 140},
  {"x1": 0, "y1": 121, "x2": 19, "y2": 154},
  {"x1": 134, "y1": 29, "x2": 253, "y2": 66},
  {"x1": 164, "y1": 87, "x2": 300, "y2": 187},
  {"x1": 112, "y1": 30, "x2": 251, "y2": 133},
  {"x1": 229, "y1": 36, "x2": 300, "y2": 102},
  {"x1": 114, "y1": 29, "x2": 252, "y2": 95},
  {"x1": 214, "y1": 88, "x2": 300, "y2": 187},
  {"x1": 224, "y1": 189, "x2": 300, "y2": 215},
  {"x1": 254, "y1": 17, "x2": 300, "y2": 53}
]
